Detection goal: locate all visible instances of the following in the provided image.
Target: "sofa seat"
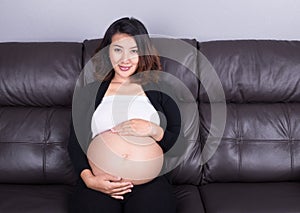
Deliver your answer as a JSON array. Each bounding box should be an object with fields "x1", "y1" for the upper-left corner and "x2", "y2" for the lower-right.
[
  {"x1": 0, "y1": 184, "x2": 73, "y2": 213},
  {"x1": 200, "y1": 182, "x2": 300, "y2": 213}
]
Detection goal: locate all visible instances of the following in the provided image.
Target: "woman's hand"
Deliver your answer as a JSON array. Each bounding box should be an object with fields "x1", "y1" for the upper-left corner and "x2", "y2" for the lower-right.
[
  {"x1": 111, "y1": 119, "x2": 164, "y2": 141},
  {"x1": 80, "y1": 169, "x2": 133, "y2": 200}
]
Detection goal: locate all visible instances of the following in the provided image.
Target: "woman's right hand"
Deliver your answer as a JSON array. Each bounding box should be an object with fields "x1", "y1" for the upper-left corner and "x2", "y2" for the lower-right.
[{"x1": 80, "y1": 169, "x2": 133, "y2": 200}]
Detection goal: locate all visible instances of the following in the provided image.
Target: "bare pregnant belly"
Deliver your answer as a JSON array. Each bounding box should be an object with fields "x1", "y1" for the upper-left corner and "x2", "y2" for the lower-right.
[{"x1": 87, "y1": 131, "x2": 164, "y2": 185}]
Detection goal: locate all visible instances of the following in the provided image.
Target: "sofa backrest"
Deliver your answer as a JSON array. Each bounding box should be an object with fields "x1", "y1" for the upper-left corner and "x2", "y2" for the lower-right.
[
  {"x1": 199, "y1": 40, "x2": 300, "y2": 183},
  {"x1": 0, "y1": 42, "x2": 80, "y2": 184}
]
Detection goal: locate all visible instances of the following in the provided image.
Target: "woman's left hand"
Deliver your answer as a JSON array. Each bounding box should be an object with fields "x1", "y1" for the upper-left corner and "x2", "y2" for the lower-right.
[{"x1": 111, "y1": 119, "x2": 164, "y2": 141}]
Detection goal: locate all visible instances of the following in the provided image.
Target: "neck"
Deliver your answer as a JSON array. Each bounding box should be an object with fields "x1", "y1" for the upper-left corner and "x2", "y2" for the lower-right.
[{"x1": 111, "y1": 76, "x2": 130, "y2": 84}]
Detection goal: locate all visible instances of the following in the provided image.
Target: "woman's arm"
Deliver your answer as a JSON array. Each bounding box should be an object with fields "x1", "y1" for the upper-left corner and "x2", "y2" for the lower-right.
[
  {"x1": 67, "y1": 120, "x2": 91, "y2": 178},
  {"x1": 156, "y1": 93, "x2": 182, "y2": 154}
]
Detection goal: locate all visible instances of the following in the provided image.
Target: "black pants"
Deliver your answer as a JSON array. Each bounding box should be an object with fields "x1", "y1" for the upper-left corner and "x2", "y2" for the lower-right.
[{"x1": 68, "y1": 176, "x2": 176, "y2": 213}]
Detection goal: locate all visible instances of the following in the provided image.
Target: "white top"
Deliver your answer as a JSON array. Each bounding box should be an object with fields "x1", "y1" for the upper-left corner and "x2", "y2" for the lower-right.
[{"x1": 91, "y1": 95, "x2": 160, "y2": 138}]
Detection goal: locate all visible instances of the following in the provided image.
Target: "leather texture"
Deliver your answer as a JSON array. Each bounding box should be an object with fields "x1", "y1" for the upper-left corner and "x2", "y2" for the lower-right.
[
  {"x1": 200, "y1": 103, "x2": 300, "y2": 183},
  {"x1": 1, "y1": 39, "x2": 300, "y2": 213},
  {"x1": 199, "y1": 40, "x2": 300, "y2": 103},
  {"x1": 0, "y1": 42, "x2": 82, "y2": 107},
  {"x1": 0, "y1": 42, "x2": 80, "y2": 185},
  {"x1": 200, "y1": 182, "x2": 300, "y2": 213},
  {"x1": 0, "y1": 184, "x2": 73, "y2": 213},
  {"x1": 0, "y1": 107, "x2": 75, "y2": 184},
  {"x1": 199, "y1": 41, "x2": 300, "y2": 186}
]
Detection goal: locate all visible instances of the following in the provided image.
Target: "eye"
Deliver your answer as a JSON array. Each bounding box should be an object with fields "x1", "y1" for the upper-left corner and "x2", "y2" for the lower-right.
[
  {"x1": 130, "y1": 49, "x2": 138, "y2": 54},
  {"x1": 113, "y1": 48, "x2": 122, "y2": 53}
]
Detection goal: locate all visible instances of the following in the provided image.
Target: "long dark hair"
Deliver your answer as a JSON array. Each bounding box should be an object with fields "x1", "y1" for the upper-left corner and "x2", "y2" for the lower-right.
[{"x1": 92, "y1": 17, "x2": 162, "y2": 82}]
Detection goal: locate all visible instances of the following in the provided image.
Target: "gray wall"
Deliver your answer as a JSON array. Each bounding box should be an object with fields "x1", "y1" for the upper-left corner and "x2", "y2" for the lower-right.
[{"x1": 1, "y1": 0, "x2": 299, "y2": 42}]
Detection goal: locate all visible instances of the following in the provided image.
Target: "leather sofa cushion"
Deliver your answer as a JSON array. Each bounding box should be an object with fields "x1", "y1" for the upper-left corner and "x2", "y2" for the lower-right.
[
  {"x1": 0, "y1": 107, "x2": 76, "y2": 184},
  {"x1": 199, "y1": 40, "x2": 300, "y2": 103},
  {"x1": 200, "y1": 182, "x2": 300, "y2": 213},
  {"x1": 201, "y1": 103, "x2": 300, "y2": 183},
  {"x1": 0, "y1": 184, "x2": 72, "y2": 213},
  {"x1": 0, "y1": 42, "x2": 82, "y2": 107}
]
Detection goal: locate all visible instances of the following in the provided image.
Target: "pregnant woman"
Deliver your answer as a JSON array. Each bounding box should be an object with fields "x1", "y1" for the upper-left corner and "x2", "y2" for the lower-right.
[{"x1": 68, "y1": 17, "x2": 181, "y2": 213}]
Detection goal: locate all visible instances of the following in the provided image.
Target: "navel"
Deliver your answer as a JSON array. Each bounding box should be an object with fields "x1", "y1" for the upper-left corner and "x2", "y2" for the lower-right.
[{"x1": 121, "y1": 153, "x2": 129, "y2": 159}]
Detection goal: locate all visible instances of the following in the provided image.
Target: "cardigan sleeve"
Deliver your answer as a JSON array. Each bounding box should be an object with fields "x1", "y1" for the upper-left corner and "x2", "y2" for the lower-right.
[
  {"x1": 157, "y1": 92, "x2": 185, "y2": 155},
  {"x1": 67, "y1": 119, "x2": 91, "y2": 178},
  {"x1": 67, "y1": 80, "x2": 109, "y2": 178}
]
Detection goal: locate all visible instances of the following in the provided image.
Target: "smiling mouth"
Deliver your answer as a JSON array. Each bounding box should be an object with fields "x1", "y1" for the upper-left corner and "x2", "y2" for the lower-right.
[{"x1": 119, "y1": 65, "x2": 131, "y2": 71}]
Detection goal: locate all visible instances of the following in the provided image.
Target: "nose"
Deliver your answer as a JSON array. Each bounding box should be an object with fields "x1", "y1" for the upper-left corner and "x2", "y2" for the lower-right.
[{"x1": 120, "y1": 51, "x2": 131, "y2": 63}]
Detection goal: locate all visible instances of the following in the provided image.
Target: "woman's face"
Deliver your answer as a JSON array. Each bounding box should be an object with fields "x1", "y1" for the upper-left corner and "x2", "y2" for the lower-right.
[{"x1": 109, "y1": 33, "x2": 139, "y2": 82}]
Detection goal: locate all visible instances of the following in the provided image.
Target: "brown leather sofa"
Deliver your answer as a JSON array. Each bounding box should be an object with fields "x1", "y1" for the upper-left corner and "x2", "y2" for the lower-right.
[{"x1": 0, "y1": 38, "x2": 300, "y2": 213}]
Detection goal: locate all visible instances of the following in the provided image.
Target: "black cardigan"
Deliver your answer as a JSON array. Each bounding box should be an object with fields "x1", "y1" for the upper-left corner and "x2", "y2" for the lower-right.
[{"x1": 68, "y1": 79, "x2": 182, "y2": 177}]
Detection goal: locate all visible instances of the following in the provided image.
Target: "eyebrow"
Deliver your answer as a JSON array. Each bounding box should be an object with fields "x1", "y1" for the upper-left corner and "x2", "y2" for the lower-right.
[{"x1": 112, "y1": 44, "x2": 138, "y2": 49}]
